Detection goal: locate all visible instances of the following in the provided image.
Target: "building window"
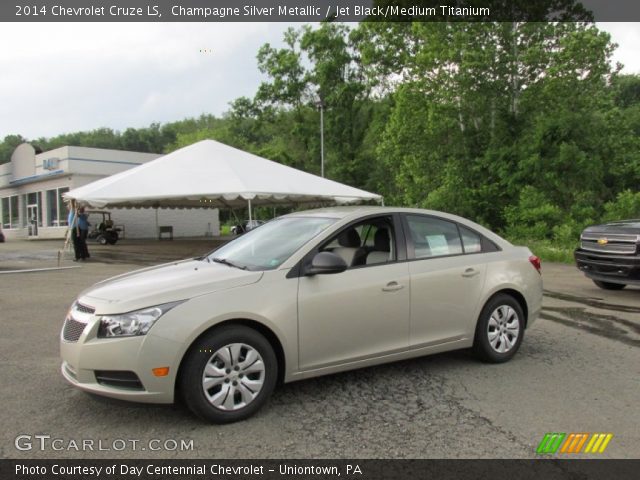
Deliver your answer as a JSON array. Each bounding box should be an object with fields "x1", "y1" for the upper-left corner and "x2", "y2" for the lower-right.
[
  {"x1": 1, "y1": 197, "x2": 9, "y2": 229},
  {"x1": 58, "y1": 187, "x2": 69, "y2": 226},
  {"x1": 2, "y1": 195, "x2": 20, "y2": 229},
  {"x1": 46, "y1": 187, "x2": 69, "y2": 227},
  {"x1": 47, "y1": 189, "x2": 58, "y2": 226}
]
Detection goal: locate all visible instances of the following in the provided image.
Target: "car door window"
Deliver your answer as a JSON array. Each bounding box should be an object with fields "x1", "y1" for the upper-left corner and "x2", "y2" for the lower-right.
[
  {"x1": 459, "y1": 226, "x2": 482, "y2": 253},
  {"x1": 321, "y1": 216, "x2": 396, "y2": 267},
  {"x1": 405, "y1": 215, "x2": 463, "y2": 259}
]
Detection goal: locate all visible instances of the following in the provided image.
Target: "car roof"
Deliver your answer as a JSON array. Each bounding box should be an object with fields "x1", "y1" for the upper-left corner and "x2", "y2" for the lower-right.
[
  {"x1": 283, "y1": 205, "x2": 463, "y2": 221},
  {"x1": 282, "y1": 205, "x2": 385, "y2": 219},
  {"x1": 281, "y1": 205, "x2": 511, "y2": 247}
]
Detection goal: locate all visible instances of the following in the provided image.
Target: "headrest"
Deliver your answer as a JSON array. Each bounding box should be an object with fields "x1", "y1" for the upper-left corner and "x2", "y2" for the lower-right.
[
  {"x1": 338, "y1": 228, "x2": 361, "y2": 248},
  {"x1": 374, "y1": 228, "x2": 390, "y2": 252}
]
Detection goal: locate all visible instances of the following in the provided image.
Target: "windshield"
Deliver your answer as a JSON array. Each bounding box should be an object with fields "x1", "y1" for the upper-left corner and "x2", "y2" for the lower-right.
[{"x1": 207, "y1": 216, "x2": 337, "y2": 271}]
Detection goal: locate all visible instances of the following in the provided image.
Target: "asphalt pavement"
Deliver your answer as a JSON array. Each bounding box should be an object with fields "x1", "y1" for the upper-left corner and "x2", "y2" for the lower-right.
[{"x1": 1, "y1": 239, "x2": 638, "y2": 459}]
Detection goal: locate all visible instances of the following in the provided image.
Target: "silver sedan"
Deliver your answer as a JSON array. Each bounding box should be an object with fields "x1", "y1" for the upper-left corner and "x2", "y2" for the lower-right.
[{"x1": 60, "y1": 206, "x2": 543, "y2": 423}]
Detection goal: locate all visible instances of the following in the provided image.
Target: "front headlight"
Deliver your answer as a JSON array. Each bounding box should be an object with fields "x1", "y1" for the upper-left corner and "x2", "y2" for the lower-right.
[{"x1": 97, "y1": 301, "x2": 184, "y2": 338}]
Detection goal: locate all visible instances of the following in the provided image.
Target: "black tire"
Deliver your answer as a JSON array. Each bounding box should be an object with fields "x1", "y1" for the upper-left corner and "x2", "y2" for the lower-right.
[
  {"x1": 473, "y1": 293, "x2": 525, "y2": 363},
  {"x1": 593, "y1": 280, "x2": 626, "y2": 290},
  {"x1": 97, "y1": 235, "x2": 107, "y2": 245},
  {"x1": 106, "y1": 232, "x2": 118, "y2": 245},
  {"x1": 179, "y1": 325, "x2": 277, "y2": 424}
]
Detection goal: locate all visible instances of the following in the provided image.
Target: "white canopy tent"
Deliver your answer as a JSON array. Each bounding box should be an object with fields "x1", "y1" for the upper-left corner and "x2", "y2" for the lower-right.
[{"x1": 64, "y1": 140, "x2": 383, "y2": 218}]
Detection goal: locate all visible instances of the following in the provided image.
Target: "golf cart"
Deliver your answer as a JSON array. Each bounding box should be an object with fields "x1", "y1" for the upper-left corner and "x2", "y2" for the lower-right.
[
  {"x1": 87, "y1": 210, "x2": 120, "y2": 245},
  {"x1": 231, "y1": 219, "x2": 265, "y2": 235}
]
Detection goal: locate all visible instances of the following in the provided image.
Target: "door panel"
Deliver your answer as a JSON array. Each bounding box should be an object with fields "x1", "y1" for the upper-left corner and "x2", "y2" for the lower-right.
[
  {"x1": 401, "y1": 213, "x2": 488, "y2": 346},
  {"x1": 408, "y1": 254, "x2": 487, "y2": 346},
  {"x1": 297, "y1": 262, "x2": 410, "y2": 370}
]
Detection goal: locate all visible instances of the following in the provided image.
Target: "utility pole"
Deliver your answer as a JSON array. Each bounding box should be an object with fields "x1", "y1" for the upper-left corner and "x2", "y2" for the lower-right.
[{"x1": 316, "y1": 97, "x2": 325, "y2": 177}]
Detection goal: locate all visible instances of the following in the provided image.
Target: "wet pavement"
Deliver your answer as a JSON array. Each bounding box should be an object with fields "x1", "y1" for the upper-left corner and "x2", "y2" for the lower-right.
[
  {"x1": 1, "y1": 240, "x2": 638, "y2": 459},
  {"x1": 0, "y1": 238, "x2": 225, "y2": 271}
]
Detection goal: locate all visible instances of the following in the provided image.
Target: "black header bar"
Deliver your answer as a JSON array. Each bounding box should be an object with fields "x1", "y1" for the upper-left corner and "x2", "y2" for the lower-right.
[
  {"x1": 3, "y1": 0, "x2": 640, "y2": 22},
  {"x1": 3, "y1": 459, "x2": 640, "y2": 480}
]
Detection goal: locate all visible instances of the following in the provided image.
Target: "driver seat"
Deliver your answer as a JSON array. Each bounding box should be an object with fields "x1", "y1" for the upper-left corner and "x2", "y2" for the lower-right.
[
  {"x1": 332, "y1": 229, "x2": 363, "y2": 266},
  {"x1": 366, "y1": 228, "x2": 392, "y2": 264}
]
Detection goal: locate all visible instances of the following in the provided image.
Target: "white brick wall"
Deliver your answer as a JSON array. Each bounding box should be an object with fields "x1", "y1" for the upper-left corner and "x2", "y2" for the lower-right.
[{"x1": 104, "y1": 207, "x2": 220, "y2": 239}]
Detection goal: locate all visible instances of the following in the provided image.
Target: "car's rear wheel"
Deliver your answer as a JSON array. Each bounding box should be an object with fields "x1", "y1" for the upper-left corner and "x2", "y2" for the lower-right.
[
  {"x1": 179, "y1": 325, "x2": 277, "y2": 423},
  {"x1": 593, "y1": 280, "x2": 626, "y2": 290},
  {"x1": 473, "y1": 294, "x2": 525, "y2": 363}
]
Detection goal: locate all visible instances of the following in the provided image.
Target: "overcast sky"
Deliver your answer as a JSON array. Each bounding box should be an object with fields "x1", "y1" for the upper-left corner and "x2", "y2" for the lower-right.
[{"x1": 0, "y1": 22, "x2": 638, "y2": 140}]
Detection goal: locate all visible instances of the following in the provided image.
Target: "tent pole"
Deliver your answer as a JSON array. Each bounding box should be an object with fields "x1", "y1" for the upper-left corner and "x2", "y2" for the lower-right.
[
  {"x1": 230, "y1": 209, "x2": 241, "y2": 225},
  {"x1": 59, "y1": 199, "x2": 75, "y2": 266},
  {"x1": 155, "y1": 207, "x2": 159, "y2": 240},
  {"x1": 248, "y1": 199, "x2": 253, "y2": 224}
]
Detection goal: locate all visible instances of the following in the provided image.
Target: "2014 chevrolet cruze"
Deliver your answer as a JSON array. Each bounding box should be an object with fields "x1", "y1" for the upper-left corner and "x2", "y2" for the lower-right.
[{"x1": 61, "y1": 207, "x2": 543, "y2": 423}]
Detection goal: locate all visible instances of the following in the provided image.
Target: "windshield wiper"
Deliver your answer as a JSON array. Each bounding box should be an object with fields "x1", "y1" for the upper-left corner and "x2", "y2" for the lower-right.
[{"x1": 212, "y1": 257, "x2": 247, "y2": 270}]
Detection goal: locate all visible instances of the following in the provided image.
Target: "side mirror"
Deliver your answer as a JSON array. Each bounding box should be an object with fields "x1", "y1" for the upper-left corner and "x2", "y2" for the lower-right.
[{"x1": 305, "y1": 251, "x2": 347, "y2": 276}]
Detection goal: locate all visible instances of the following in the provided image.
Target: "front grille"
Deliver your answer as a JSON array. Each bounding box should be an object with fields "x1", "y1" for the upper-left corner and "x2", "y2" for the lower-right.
[
  {"x1": 581, "y1": 234, "x2": 638, "y2": 254},
  {"x1": 75, "y1": 303, "x2": 95, "y2": 314},
  {"x1": 62, "y1": 318, "x2": 87, "y2": 342},
  {"x1": 95, "y1": 371, "x2": 144, "y2": 390}
]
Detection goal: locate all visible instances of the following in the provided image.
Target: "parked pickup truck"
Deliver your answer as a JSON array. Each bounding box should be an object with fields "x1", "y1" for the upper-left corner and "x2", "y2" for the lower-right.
[{"x1": 574, "y1": 220, "x2": 640, "y2": 290}]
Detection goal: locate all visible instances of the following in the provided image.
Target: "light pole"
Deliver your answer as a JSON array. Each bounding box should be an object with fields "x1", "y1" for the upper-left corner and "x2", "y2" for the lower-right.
[{"x1": 316, "y1": 97, "x2": 325, "y2": 177}]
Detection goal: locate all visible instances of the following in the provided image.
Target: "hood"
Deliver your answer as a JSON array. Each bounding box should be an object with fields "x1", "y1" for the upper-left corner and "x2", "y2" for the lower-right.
[
  {"x1": 78, "y1": 259, "x2": 263, "y2": 314},
  {"x1": 584, "y1": 220, "x2": 640, "y2": 236}
]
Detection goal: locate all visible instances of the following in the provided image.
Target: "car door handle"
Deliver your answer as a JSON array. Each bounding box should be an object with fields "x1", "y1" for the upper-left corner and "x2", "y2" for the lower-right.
[
  {"x1": 462, "y1": 268, "x2": 480, "y2": 278},
  {"x1": 382, "y1": 281, "x2": 405, "y2": 292}
]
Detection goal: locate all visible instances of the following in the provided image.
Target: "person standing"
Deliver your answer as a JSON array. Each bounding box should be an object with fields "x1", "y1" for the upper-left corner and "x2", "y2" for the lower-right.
[
  {"x1": 77, "y1": 207, "x2": 91, "y2": 260},
  {"x1": 68, "y1": 206, "x2": 90, "y2": 261},
  {"x1": 67, "y1": 205, "x2": 81, "y2": 261}
]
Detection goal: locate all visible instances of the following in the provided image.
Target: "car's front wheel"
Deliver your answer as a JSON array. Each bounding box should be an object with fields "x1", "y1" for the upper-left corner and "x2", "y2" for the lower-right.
[
  {"x1": 179, "y1": 325, "x2": 277, "y2": 423},
  {"x1": 473, "y1": 294, "x2": 525, "y2": 363},
  {"x1": 593, "y1": 280, "x2": 626, "y2": 290}
]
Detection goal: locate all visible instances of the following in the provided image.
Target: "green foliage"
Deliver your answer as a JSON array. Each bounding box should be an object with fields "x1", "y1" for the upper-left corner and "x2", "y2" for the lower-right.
[
  {"x1": 504, "y1": 186, "x2": 563, "y2": 240},
  {"x1": 0, "y1": 115, "x2": 226, "y2": 165},
  {"x1": 0, "y1": 134, "x2": 27, "y2": 163},
  {"x1": 512, "y1": 239, "x2": 576, "y2": 264},
  {"x1": 252, "y1": 23, "x2": 374, "y2": 187},
  {"x1": 603, "y1": 190, "x2": 640, "y2": 221},
  {"x1": 1, "y1": 20, "x2": 638, "y2": 255}
]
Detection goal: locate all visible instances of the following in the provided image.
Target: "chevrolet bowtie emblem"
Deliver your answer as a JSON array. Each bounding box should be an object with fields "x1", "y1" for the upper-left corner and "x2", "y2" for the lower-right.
[{"x1": 597, "y1": 238, "x2": 608, "y2": 245}]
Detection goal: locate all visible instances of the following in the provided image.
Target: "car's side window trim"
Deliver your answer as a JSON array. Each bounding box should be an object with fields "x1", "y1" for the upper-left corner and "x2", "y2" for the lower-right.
[
  {"x1": 346, "y1": 213, "x2": 407, "y2": 270},
  {"x1": 287, "y1": 213, "x2": 405, "y2": 278},
  {"x1": 287, "y1": 212, "x2": 501, "y2": 278},
  {"x1": 393, "y1": 213, "x2": 408, "y2": 262},
  {"x1": 400, "y1": 213, "x2": 500, "y2": 262}
]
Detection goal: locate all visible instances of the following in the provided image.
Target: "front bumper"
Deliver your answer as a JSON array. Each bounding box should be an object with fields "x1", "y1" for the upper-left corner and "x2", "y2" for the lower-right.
[
  {"x1": 574, "y1": 248, "x2": 640, "y2": 285},
  {"x1": 60, "y1": 312, "x2": 183, "y2": 404}
]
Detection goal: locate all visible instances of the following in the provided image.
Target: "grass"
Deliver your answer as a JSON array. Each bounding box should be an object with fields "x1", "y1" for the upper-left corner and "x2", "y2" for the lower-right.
[{"x1": 508, "y1": 238, "x2": 576, "y2": 264}]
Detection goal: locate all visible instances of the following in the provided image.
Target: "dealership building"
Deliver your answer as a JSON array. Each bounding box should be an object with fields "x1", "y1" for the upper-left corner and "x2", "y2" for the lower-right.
[{"x1": 0, "y1": 143, "x2": 220, "y2": 240}]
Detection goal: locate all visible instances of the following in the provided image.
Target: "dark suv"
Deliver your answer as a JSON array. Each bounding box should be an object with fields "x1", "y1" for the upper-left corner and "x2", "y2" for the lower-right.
[{"x1": 574, "y1": 220, "x2": 640, "y2": 290}]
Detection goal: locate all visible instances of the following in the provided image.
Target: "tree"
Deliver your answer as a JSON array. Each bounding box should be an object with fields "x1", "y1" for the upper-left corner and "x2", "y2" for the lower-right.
[
  {"x1": 0, "y1": 134, "x2": 27, "y2": 164},
  {"x1": 251, "y1": 23, "x2": 375, "y2": 187},
  {"x1": 358, "y1": 21, "x2": 629, "y2": 231}
]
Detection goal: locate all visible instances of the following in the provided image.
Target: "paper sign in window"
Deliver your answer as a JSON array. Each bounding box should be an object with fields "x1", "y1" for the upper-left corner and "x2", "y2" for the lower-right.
[{"x1": 426, "y1": 234, "x2": 449, "y2": 255}]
